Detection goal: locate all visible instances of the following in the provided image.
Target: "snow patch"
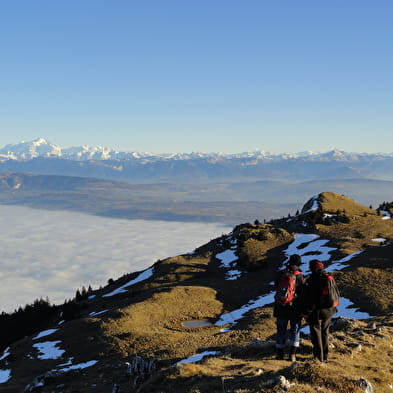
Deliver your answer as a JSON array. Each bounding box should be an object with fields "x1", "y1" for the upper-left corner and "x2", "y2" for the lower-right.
[
  {"x1": 216, "y1": 248, "x2": 242, "y2": 280},
  {"x1": 372, "y1": 238, "x2": 386, "y2": 243},
  {"x1": 302, "y1": 195, "x2": 319, "y2": 214},
  {"x1": 327, "y1": 251, "x2": 363, "y2": 271},
  {"x1": 215, "y1": 291, "x2": 276, "y2": 329},
  {"x1": 33, "y1": 341, "x2": 65, "y2": 360},
  {"x1": 33, "y1": 329, "x2": 58, "y2": 340},
  {"x1": 89, "y1": 310, "x2": 108, "y2": 317},
  {"x1": 58, "y1": 360, "x2": 98, "y2": 372},
  {"x1": 103, "y1": 267, "x2": 154, "y2": 297},
  {"x1": 284, "y1": 233, "x2": 336, "y2": 267},
  {"x1": 176, "y1": 351, "x2": 219, "y2": 366},
  {"x1": 336, "y1": 297, "x2": 373, "y2": 319},
  {"x1": 0, "y1": 348, "x2": 10, "y2": 361},
  {"x1": 0, "y1": 369, "x2": 11, "y2": 384}
]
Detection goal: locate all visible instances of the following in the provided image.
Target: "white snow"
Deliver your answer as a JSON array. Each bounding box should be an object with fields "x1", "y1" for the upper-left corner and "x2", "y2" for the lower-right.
[
  {"x1": 225, "y1": 269, "x2": 242, "y2": 280},
  {"x1": 372, "y1": 238, "x2": 386, "y2": 242},
  {"x1": 0, "y1": 369, "x2": 11, "y2": 383},
  {"x1": 0, "y1": 347, "x2": 10, "y2": 361},
  {"x1": 103, "y1": 267, "x2": 154, "y2": 297},
  {"x1": 57, "y1": 357, "x2": 74, "y2": 367},
  {"x1": 326, "y1": 250, "x2": 363, "y2": 272},
  {"x1": 216, "y1": 249, "x2": 236, "y2": 269},
  {"x1": 58, "y1": 360, "x2": 98, "y2": 372},
  {"x1": 33, "y1": 329, "x2": 58, "y2": 340},
  {"x1": 176, "y1": 351, "x2": 219, "y2": 366},
  {"x1": 33, "y1": 341, "x2": 65, "y2": 360},
  {"x1": 89, "y1": 310, "x2": 108, "y2": 317},
  {"x1": 336, "y1": 297, "x2": 372, "y2": 319},
  {"x1": 302, "y1": 195, "x2": 319, "y2": 214},
  {"x1": 216, "y1": 248, "x2": 242, "y2": 280},
  {"x1": 283, "y1": 233, "x2": 336, "y2": 267},
  {"x1": 215, "y1": 291, "x2": 276, "y2": 328}
]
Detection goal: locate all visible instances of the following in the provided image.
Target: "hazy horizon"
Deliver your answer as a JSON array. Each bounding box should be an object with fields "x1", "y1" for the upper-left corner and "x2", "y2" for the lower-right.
[{"x1": 0, "y1": 205, "x2": 231, "y2": 313}]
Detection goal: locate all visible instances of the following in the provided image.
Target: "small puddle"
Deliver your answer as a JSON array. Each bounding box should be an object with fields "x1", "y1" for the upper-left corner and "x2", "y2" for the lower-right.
[{"x1": 181, "y1": 320, "x2": 211, "y2": 328}]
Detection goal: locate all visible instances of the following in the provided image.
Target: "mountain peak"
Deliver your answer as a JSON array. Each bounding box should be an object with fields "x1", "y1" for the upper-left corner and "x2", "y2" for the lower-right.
[
  {"x1": 301, "y1": 192, "x2": 375, "y2": 217},
  {"x1": 32, "y1": 137, "x2": 51, "y2": 145}
]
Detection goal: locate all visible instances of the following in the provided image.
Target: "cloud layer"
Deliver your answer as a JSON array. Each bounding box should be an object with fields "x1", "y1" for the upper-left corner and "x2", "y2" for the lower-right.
[{"x1": 0, "y1": 205, "x2": 231, "y2": 313}]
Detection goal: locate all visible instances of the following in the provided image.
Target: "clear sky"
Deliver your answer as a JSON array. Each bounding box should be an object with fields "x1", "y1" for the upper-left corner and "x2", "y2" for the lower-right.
[{"x1": 1, "y1": 1, "x2": 392, "y2": 154}]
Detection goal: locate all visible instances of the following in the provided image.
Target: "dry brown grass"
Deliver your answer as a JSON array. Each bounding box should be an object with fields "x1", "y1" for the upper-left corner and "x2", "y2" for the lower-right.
[
  {"x1": 336, "y1": 267, "x2": 393, "y2": 314},
  {"x1": 100, "y1": 285, "x2": 225, "y2": 358},
  {"x1": 316, "y1": 213, "x2": 393, "y2": 256},
  {"x1": 151, "y1": 315, "x2": 393, "y2": 393},
  {"x1": 236, "y1": 225, "x2": 293, "y2": 269},
  {"x1": 318, "y1": 192, "x2": 376, "y2": 217}
]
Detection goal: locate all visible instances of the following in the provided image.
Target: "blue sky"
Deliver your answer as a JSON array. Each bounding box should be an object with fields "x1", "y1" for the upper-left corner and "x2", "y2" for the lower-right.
[{"x1": 1, "y1": 1, "x2": 392, "y2": 153}]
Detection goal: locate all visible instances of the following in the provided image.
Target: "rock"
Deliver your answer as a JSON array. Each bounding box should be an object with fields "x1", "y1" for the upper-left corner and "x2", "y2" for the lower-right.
[
  {"x1": 24, "y1": 370, "x2": 62, "y2": 392},
  {"x1": 367, "y1": 322, "x2": 377, "y2": 330},
  {"x1": 267, "y1": 375, "x2": 293, "y2": 391},
  {"x1": 330, "y1": 317, "x2": 357, "y2": 332},
  {"x1": 358, "y1": 377, "x2": 373, "y2": 393},
  {"x1": 248, "y1": 338, "x2": 274, "y2": 349},
  {"x1": 127, "y1": 356, "x2": 156, "y2": 376}
]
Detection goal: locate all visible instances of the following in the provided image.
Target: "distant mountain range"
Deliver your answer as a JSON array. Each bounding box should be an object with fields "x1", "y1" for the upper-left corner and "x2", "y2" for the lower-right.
[
  {"x1": 3, "y1": 137, "x2": 393, "y2": 162},
  {"x1": 1, "y1": 138, "x2": 393, "y2": 183}
]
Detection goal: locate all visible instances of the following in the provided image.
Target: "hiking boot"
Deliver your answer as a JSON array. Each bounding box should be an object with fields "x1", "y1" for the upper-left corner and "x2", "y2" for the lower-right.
[
  {"x1": 276, "y1": 348, "x2": 284, "y2": 360},
  {"x1": 289, "y1": 346, "x2": 297, "y2": 362}
]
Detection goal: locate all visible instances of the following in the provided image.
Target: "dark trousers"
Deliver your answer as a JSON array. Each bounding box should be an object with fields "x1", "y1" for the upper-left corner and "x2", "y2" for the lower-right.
[
  {"x1": 276, "y1": 318, "x2": 301, "y2": 348},
  {"x1": 308, "y1": 308, "x2": 333, "y2": 361}
]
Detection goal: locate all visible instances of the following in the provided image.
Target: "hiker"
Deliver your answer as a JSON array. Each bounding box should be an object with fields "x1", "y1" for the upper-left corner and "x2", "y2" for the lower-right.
[
  {"x1": 273, "y1": 254, "x2": 305, "y2": 361},
  {"x1": 302, "y1": 259, "x2": 339, "y2": 362}
]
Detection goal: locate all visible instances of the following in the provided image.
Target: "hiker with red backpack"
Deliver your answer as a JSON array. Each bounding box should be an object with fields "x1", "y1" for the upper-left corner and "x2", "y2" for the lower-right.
[
  {"x1": 302, "y1": 259, "x2": 340, "y2": 362},
  {"x1": 273, "y1": 254, "x2": 305, "y2": 361}
]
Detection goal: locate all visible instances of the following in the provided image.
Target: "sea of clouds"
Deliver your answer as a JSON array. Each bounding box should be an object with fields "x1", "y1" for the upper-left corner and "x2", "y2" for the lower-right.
[{"x1": 0, "y1": 205, "x2": 232, "y2": 313}]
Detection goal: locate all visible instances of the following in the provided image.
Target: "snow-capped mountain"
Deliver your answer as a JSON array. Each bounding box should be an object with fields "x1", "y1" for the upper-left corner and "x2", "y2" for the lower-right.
[
  {"x1": 1, "y1": 138, "x2": 392, "y2": 163},
  {"x1": 1, "y1": 138, "x2": 393, "y2": 182}
]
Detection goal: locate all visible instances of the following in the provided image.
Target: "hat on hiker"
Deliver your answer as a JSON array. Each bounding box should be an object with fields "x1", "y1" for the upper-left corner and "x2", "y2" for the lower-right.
[
  {"x1": 309, "y1": 259, "x2": 324, "y2": 272},
  {"x1": 288, "y1": 254, "x2": 302, "y2": 266}
]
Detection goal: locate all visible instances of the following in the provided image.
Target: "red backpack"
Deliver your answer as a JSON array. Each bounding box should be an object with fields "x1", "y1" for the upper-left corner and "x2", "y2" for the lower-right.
[
  {"x1": 320, "y1": 273, "x2": 340, "y2": 308},
  {"x1": 275, "y1": 269, "x2": 301, "y2": 305}
]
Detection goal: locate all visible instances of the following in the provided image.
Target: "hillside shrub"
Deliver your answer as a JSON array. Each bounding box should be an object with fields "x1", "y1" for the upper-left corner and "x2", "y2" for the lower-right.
[{"x1": 238, "y1": 238, "x2": 267, "y2": 269}]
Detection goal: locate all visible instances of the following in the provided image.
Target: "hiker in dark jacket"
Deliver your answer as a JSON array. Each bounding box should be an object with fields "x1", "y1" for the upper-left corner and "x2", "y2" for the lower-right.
[
  {"x1": 302, "y1": 259, "x2": 338, "y2": 362},
  {"x1": 273, "y1": 254, "x2": 305, "y2": 361}
]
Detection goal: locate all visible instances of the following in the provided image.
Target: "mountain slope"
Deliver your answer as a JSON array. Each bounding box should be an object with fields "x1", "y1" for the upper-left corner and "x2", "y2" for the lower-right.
[{"x1": 1, "y1": 192, "x2": 393, "y2": 392}]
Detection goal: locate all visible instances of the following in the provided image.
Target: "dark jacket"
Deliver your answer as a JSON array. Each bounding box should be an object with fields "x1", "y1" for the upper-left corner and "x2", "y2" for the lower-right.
[
  {"x1": 273, "y1": 265, "x2": 305, "y2": 319},
  {"x1": 302, "y1": 269, "x2": 337, "y2": 317}
]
